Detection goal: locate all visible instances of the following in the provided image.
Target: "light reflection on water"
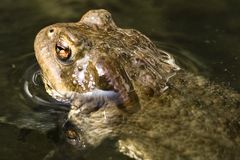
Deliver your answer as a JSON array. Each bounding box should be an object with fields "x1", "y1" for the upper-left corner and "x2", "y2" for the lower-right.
[{"x1": 0, "y1": 0, "x2": 239, "y2": 160}]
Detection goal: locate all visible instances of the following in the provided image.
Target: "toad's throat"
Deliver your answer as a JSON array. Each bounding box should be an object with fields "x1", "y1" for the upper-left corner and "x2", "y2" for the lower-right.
[
  {"x1": 43, "y1": 72, "x2": 135, "y2": 109},
  {"x1": 72, "y1": 59, "x2": 138, "y2": 107},
  {"x1": 43, "y1": 77, "x2": 74, "y2": 104}
]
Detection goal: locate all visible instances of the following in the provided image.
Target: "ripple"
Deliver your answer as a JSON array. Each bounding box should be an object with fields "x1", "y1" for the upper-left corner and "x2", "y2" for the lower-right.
[{"x1": 23, "y1": 63, "x2": 70, "y2": 112}]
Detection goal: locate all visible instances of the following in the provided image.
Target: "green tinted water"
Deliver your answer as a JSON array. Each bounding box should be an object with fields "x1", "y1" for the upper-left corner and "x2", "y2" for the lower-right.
[{"x1": 0, "y1": 0, "x2": 239, "y2": 159}]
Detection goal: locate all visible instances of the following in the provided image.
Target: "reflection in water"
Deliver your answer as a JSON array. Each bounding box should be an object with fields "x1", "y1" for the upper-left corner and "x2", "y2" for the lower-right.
[
  {"x1": 21, "y1": 58, "x2": 133, "y2": 160},
  {"x1": 0, "y1": 0, "x2": 240, "y2": 160}
]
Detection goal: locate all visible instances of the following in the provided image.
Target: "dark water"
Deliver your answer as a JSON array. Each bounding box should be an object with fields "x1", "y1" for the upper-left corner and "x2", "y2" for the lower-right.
[{"x1": 0, "y1": 0, "x2": 239, "y2": 159}]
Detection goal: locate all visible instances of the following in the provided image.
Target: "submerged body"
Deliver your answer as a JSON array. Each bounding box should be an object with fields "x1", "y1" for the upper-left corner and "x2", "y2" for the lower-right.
[{"x1": 34, "y1": 9, "x2": 240, "y2": 160}]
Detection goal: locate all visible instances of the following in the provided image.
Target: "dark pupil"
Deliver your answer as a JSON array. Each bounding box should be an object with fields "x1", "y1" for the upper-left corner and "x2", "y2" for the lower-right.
[{"x1": 56, "y1": 45, "x2": 71, "y2": 61}]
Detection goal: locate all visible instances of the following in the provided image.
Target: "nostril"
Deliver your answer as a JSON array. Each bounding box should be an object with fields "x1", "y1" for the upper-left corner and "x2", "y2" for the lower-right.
[
  {"x1": 47, "y1": 28, "x2": 55, "y2": 38},
  {"x1": 49, "y1": 28, "x2": 54, "y2": 33}
]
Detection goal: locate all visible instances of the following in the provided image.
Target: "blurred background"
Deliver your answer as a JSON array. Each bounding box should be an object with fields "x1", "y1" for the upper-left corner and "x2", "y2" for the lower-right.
[{"x1": 0, "y1": 0, "x2": 239, "y2": 160}]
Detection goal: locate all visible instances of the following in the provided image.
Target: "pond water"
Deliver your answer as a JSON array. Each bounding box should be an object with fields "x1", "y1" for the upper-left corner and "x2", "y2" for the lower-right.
[{"x1": 0, "y1": 0, "x2": 239, "y2": 160}]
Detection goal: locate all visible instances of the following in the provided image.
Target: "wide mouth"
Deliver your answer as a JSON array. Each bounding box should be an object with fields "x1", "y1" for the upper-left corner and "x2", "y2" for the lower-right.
[{"x1": 42, "y1": 73, "x2": 128, "y2": 109}]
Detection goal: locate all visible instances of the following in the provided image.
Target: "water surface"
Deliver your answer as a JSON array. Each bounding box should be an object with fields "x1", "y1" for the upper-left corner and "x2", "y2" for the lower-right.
[{"x1": 0, "y1": 0, "x2": 239, "y2": 159}]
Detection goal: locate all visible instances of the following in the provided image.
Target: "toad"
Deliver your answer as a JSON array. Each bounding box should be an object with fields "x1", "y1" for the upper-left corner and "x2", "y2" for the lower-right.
[{"x1": 34, "y1": 9, "x2": 240, "y2": 160}]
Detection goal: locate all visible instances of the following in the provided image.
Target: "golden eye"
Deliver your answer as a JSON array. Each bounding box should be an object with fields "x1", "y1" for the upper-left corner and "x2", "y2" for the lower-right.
[
  {"x1": 56, "y1": 42, "x2": 72, "y2": 62},
  {"x1": 65, "y1": 129, "x2": 78, "y2": 140}
]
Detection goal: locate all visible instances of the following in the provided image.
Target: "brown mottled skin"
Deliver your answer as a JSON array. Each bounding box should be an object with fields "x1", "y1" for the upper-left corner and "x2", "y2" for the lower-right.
[{"x1": 34, "y1": 9, "x2": 240, "y2": 160}]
